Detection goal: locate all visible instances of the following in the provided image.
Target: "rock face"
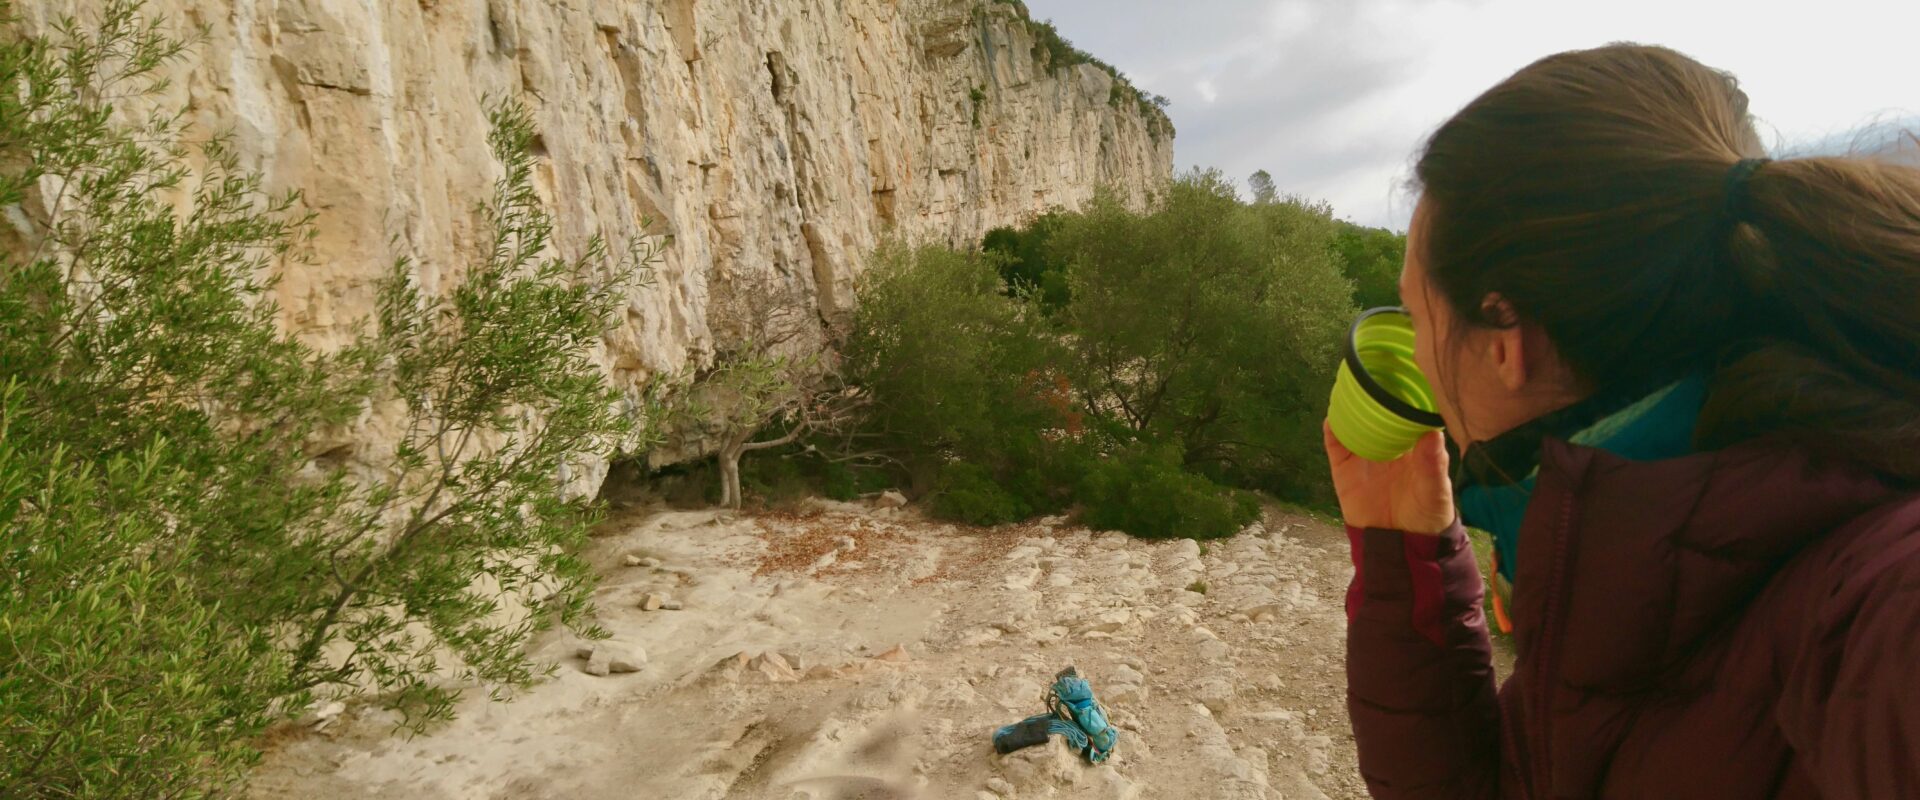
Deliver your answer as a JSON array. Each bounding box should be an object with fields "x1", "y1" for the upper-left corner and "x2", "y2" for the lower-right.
[{"x1": 21, "y1": 0, "x2": 1172, "y2": 490}]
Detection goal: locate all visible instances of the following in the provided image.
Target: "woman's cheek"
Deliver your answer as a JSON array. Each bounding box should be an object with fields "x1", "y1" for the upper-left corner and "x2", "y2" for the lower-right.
[{"x1": 1414, "y1": 341, "x2": 1460, "y2": 445}]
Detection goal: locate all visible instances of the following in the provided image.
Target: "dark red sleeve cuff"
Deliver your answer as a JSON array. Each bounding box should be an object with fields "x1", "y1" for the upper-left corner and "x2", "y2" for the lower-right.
[{"x1": 1346, "y1": 521, "x2": 1474, "y2": 646}]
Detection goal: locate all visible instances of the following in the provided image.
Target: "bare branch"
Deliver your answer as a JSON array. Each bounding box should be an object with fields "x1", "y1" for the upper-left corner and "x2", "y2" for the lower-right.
[{"x1": 740, "y1": 427, "x2": 804, "y2": 452}]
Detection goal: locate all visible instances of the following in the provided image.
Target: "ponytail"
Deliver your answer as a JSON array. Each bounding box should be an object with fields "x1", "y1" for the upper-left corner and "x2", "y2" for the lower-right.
[{"x1": 1705, "y1": 156, "x2": 1920, "y2": 480}]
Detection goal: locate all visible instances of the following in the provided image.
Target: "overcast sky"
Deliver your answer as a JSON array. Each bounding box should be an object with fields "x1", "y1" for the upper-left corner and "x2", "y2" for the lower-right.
[{"x1": 1022, "y1": 0, "x2": 1919, "y2": 231}]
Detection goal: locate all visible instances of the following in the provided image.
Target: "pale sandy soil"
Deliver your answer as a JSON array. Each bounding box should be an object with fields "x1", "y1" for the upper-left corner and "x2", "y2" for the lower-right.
[{"x1": 247, "y1": 500, "x2": 1392, "y2": 800}]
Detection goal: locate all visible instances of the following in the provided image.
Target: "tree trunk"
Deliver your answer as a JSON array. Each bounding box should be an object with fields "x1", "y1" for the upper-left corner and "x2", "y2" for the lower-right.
[{"x1": 719, "y1": 446, "x2": 743, "y2": 509}]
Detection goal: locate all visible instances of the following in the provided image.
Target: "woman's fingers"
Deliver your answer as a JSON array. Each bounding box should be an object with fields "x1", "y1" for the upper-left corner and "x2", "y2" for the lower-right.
[
  {"x1": 1323, "y1": 419, "x2": 1363, "y2": 527},
  {"x1": 1325, "y1": 423, "x2": 1456, "y2": 534},
  {"x1": 1323, "y1": 419, "x2": 1354, "y2": 468}
]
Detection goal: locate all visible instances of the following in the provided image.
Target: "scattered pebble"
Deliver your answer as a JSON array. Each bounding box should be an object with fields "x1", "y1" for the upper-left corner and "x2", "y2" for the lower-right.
[
  {"x1": 303, "y1": 700, "x2": 346, "y2": 729},
  {"x1": 583, "y1": 647, "x2": 611, "y2": 677}
]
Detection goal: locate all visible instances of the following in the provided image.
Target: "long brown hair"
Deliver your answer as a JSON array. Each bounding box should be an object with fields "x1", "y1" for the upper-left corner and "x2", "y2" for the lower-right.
[{"x1": 1414, "y1": 43, "x2": 1920, "y2": 482}]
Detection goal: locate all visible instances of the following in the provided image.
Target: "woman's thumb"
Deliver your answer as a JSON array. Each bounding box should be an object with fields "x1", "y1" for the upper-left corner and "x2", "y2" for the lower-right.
[{"x1": 1414, "y1": 429, "x2": 1449, "y2": 472}]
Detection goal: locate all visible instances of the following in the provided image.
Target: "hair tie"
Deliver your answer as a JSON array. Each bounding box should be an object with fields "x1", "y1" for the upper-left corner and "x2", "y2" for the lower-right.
[{"x1": 1723, "y1": 158, "x2": 1770, "y2": 224}]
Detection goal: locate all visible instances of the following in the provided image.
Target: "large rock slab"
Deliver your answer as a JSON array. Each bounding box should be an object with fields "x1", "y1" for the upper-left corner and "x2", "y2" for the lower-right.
[{"x1": 15, "y1": 0, "x2": 1175, "y2": 493}]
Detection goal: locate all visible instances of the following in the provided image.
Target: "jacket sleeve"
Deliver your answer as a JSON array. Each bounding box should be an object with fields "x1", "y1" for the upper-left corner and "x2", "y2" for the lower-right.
[
  {"x1": 1345, "y1": 522, "x2": 1505, "y2": 799},
  {"x1": 1780, "y1": 543, "x2": 1920, "y2": 798}
]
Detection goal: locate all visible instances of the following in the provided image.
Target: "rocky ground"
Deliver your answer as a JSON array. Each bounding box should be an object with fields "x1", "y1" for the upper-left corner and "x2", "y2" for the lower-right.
[{"x1": 247, "y1": 499, "x2": 1386, "y2": 799}]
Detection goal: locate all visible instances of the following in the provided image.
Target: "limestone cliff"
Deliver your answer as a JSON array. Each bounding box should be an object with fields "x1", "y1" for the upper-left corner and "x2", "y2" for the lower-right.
[{"x1": 23, "y1": 0, "x2": 1172, "y2": 482}]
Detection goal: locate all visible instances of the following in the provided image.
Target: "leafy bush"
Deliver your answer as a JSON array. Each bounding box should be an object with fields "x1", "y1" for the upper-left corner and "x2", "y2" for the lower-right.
[
  {"x1": 843, "y1": 240, "x2": 1068, "y2": 486},
  {"x1": 0, "y1": 6, "x2": 354, "y2": 792},
  {"x1": 819, "y1": 459, "x2": 892, "y2": 502},
  {"x1": 931, "y1": 461, "x2": 1030, "y2": 526},
  {"x1": 0, "y1": 3, "x2": 654, "y2": 795},
  {"x1": 652, "y1": 436, "x2": 891, "y2": 509},
  {"x1": 305, "y1": 98, "x2": 655, "y2": 723},
  {"x1": 1333, "y1": 222, "x2": 1407, "y2": 309},
  {"x1": 662, "y1": 346, "x2": 800, "y2": 508},
  {"x1": 822, "y1": 465, "x2": 861, "y2": 501},
  {"x1": 0, "y1": 391, "x2": 293, "y2": 796},
  {"x1": 844, "y1": 172, "x2": 1353, "y2": 532},
  {"x1": 981, "y1": 211, "x2": 1071, "y2": 309},
  {"x1": 996, "y1": 430, "x2": 1094, "y2": 516},
  {"x1": 841, "y1": 239, "x2": 1100, "y2": 525},
  {"x1": 1077, "y1": 444, "x2": 1261, "y2": 540},
  {"x1": 738, "y1": 451, "x2": 812, "y2": 508},
  {"x1": 1046, "y1": 170, "x2": 1355, "y2": 502}
]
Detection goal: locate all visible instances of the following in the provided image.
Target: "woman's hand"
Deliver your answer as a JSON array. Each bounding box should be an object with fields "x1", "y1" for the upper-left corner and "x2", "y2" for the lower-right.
[{"x1": 1323, "y1": 421, "x2": 1456, "y2": 535}]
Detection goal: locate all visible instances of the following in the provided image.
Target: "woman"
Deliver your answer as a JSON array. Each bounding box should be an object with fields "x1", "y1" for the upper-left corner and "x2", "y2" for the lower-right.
[{"x1": 1329, "y1": 44, "x2": 1920, "y2": 798}]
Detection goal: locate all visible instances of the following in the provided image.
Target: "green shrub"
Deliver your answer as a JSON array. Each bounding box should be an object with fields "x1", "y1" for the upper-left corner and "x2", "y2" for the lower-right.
[
  {"x1": 1077, "y1": 444, "x2": 1261, "y2": 540},
  {"x1": 821, "y1": 460, "x2": 862, "y2": 501},
  {"x1": 0, "y1": 6, "x2": 349, "y2": 791},
  {"x1": 0, "y1": 394, "x2": 290, "y2": 796},
  {"x1": 739, "y1": 452, "x2": 811, "y2": 508},
  {"x1": 981, "y1": 211, "x2": 1071, "y2": 309},
  {"x1": 0, "y1": 3, "x2": 654, "y2": 794},
  {"x1": 646, "y1": 460, "x2": 724, "y2": 508},
  {"x1": 732, "y1": 446, "x2": 894, "y2": 509},
  {"x1": 310, "y1": 98, "x2": 656, "y2": 723},
  {"x1": 843, "y1": 239, "x2": 1067, "y2": 491},
  {"x1": 995, "y1": 432, "x2": 1092, "y2": 515},
  {"x1": 693, "y1": 443, "x2": 892, "y2": 507},
  {"x1": 1333, "y1": 222, "x2": 1407, "y2": 309},
  {"x1": 1046, "y1": 171, "x2": 1355, "y2": 502},
  {"x1": 853, "y1": 172, "x2": 1356, "y2": 531},
  {"x1": 930, "y1": 461, "x2": 1030, "y2": 526},
  {"x1": 818, "y1": 460, "x2": 893, "y2": 502}
]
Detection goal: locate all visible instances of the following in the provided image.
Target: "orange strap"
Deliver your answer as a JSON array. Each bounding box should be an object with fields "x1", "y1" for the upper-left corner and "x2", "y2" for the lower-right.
[{"x1": 1491, "y1": 585, "x2": 1514, "y2": 634}]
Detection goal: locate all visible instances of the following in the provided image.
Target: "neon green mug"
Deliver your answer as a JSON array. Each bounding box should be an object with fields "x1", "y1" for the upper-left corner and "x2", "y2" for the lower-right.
[{"x1": 1328, "y1": 307, "x2": 1445, "y2": 462}]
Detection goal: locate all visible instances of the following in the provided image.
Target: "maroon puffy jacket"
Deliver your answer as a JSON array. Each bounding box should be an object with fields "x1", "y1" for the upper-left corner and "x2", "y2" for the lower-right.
[{"x1": 1345, "y1": 437, "x2": 1920, "y2": 798}]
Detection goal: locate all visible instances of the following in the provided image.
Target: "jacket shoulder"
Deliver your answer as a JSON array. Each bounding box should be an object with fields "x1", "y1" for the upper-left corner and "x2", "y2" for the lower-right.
[
  {"x1": 1800, "y1": 492, "x2": 1920, "y2": 602},
  {"x1": 1769, "y1": 493, "x2": 1920, "y2": 796}
]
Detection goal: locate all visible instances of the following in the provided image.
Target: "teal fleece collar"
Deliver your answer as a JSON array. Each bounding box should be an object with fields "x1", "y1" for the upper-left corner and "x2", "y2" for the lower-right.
[{"x1": 1457, "y1": 374, "x2": 1708, "y2": 583}]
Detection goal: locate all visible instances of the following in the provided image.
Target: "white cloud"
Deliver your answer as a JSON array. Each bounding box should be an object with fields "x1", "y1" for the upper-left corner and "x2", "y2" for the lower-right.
[
  {"x1": 1022, "y1": 0, "x2": 1920, "y2": 229},
  {"x1": 1266, "y1": 1, "x2": 1315, "y2": 36}
]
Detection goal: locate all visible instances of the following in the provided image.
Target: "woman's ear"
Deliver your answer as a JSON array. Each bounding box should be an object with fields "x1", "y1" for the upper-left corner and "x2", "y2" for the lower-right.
[
  {"x1": 1480, "y1": 294, "x2": 1531, "y2": 392},
  {"x1": 1489, "y1": 327, "x2": 1530, "y2": 392}
]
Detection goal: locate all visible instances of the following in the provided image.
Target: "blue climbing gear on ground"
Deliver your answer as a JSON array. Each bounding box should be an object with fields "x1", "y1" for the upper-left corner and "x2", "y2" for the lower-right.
[{"x1": 990, "y1": 666, "x2": 1119, "y2": 763}]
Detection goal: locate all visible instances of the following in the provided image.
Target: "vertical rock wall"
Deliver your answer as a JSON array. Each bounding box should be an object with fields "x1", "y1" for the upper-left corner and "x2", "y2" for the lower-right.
[{"x1": 21, "y1": 0, "x2": 1173, "y2": 482}]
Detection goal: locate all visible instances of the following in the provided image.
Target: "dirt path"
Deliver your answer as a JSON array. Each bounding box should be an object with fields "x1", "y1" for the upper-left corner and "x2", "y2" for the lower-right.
[{"x1": 248, "y1": 500, "x2": 1376, "y2": 799}]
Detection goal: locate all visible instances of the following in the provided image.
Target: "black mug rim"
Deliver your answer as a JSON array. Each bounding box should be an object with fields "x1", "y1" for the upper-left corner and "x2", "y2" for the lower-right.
[{"x1": 1343, "y1": 306, "x2": 1446, "y2": 428}]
